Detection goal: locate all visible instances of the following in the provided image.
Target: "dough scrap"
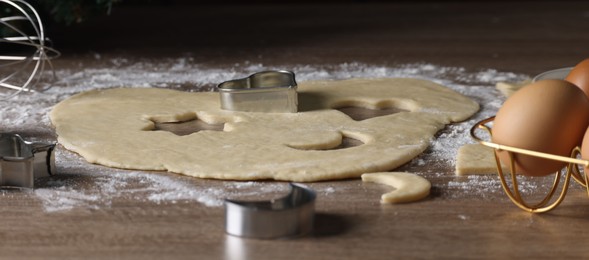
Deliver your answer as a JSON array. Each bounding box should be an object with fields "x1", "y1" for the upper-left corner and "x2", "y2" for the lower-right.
[
  {"x1": 495, "y1": 79, "x2": 531, "y2": 98},
  {"x1": 455, "y1": 143, "x2": 508, "y2": 176},
  {"x1": 361, "y1": 172, "x2": 431, "y2": 203},
  {"x1": 50, "y1": 78, "x2": 479, "y2": 182}
]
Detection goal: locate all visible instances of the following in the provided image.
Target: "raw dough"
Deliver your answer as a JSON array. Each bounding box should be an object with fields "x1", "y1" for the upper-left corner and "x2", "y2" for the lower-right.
[
  {"x1": 50, "y1": 78, "x2": 479, "y2": 182},
  {"x1": 455, "y1": 143, "x2": 508, "y2": 176},
  {"x1": 495, "y1": 79, "x2": 531, "y2": 97},
  {"x1": 361, "y1": 172, "x2": 431, "y2": 203}
]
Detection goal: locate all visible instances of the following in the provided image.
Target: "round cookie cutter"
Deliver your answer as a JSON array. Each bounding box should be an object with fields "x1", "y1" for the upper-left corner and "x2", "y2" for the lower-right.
[{"x1": 224, "y1": 183, "x2": 316, "y2": 239}]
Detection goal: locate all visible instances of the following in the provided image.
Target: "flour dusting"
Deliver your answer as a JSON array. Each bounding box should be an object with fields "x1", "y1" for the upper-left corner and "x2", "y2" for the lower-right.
[
  {"x1": 34, "y1": 170, "x2": 294, "y2": 212},
  {"x1": 0, "y1": 59, "x2": 530, "y2": 212}
]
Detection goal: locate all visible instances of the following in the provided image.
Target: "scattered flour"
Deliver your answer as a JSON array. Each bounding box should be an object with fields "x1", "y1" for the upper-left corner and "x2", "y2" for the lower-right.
[
  {"x1": 34, "y1": 170, "x2": 293, "y2": 212},
  {"x1": 0, "y1": 59, "x2": 531, "y2": 212},
  {"x1": 458, "y1": 214, "x2": 470, "y2": 220},
  {"x1": 445, "y1": 174, "x2": 542, "y2": 199}
]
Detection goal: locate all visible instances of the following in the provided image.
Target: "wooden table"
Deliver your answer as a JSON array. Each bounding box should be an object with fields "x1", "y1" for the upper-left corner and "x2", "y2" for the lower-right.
[{"x1": 4, "y1": 1, "x2": 589, "y2": 259}]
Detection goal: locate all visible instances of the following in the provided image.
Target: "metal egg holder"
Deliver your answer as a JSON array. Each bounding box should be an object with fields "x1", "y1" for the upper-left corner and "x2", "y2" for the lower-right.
[
  {"x1": 470, "y1": 117, "x2": 589, "y2": 213},
  {"x1": 468, "y1": 67, "x2": 587, "y2": 213}
]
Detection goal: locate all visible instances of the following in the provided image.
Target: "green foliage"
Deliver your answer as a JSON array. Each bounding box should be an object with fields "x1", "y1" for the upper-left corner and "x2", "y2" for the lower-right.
[
  {"x1": 2, "y1": 0, "x2": 122, "y2": 39},
  {"x1": 35, "y1": 0, "x2": 121, "y2": 25},
  {"x1": 3, "y1": 0, "x2": 126, "y2": 39},
  {"x1": 1, "y1": 5, "x2": 13, "y2": 37}
]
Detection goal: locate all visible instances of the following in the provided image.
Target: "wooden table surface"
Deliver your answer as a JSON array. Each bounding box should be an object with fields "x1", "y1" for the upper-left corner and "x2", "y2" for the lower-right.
[{"x1": 4, "y1": 1, "x2": 589, "y2": 259}]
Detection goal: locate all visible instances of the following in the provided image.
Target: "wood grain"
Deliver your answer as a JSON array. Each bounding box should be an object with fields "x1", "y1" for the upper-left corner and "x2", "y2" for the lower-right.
[{"x1": 4, "y1": 1, "x2": 589, "y2": 259}]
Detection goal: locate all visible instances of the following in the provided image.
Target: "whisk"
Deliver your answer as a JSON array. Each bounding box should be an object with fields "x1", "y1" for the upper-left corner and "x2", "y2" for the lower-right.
[{"x1": 0, "y1": 0, "x2": 60, "y2": 99}]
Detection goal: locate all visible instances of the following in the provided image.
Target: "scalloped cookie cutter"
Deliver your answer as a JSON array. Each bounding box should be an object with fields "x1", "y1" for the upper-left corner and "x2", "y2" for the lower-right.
[
  {"x1": 0, "y1": 133, "x2": 56, "y2": 188},
  {"x1": 224, "y1": 183, "x2": 316, "y2": 239},
  {"x1": 217, "y1": 70, "x2": 298, "y2": 113}
]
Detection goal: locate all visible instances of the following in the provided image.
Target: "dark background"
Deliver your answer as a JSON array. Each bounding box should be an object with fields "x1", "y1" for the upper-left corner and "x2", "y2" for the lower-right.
[{"x1": 38, "y1": 1, "x2": 588, "y2": 74}]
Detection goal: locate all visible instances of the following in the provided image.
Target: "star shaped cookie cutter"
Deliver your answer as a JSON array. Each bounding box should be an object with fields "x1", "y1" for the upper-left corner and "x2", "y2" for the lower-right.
[
  {"x1": 0, "y1": 133, "x2": 56, "y2": 188},
  {"x1": 217, "y1": 70, "x2": 298, "y2": 113},
  {"x1": 224, "y1": 183, "x2": 316, "y2": 239}
]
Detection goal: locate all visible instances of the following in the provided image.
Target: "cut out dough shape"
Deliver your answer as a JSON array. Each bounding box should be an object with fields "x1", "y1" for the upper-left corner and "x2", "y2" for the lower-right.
[
  {"x1": 455, "y1": 143, "x2": 509, "y2": 176},
  {"x1": 361, "y1": 172, "x2": 431, "y2": 203},
  {"x1": 50, "y1": 78, "x2": 479, "y2": 182}
]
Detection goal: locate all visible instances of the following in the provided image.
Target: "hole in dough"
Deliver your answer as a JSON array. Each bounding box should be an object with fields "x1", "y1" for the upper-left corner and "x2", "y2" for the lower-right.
[
  {"x1": 151, "y1": 119, "x2": 224, "y2": 136},
  {"x1": 288, "y1": 134, "x2": 364, "y2": 151},
  {"x1": 333, "y1": 136, "x2": 364, "y2": 149},
  {"x1": 336, "y1": 106, "x2": 408, "y2": 121}
]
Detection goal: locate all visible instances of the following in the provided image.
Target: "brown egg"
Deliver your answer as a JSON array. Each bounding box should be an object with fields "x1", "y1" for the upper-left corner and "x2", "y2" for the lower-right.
[
  {"x1": 492, "y1": 79, "x2": 589, "y2": 176},
  {"x1": 566, "y1": 58, "x2": 589, "y2": 98}
]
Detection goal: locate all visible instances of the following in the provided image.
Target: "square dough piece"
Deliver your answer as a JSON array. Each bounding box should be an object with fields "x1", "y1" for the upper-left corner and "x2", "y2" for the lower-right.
[{"x1": 455, "y1": 143, "x2": 508, "y2": 176}]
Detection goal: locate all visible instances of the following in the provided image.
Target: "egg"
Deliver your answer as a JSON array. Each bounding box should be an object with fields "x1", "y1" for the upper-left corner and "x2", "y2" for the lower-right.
[
  {"x1": 492, "y1": 79, "x2": 589, "y2": 176},
  {"x1": 565, "y1": 58, "x2": 589, "y2": 98}
]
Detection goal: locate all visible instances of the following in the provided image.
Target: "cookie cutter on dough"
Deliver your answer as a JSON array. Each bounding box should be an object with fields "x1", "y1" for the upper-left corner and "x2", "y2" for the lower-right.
[
  {"x1": 217, "y1": 70, "x2": 298, "y2": 113},
  {"x1": 470, "y1": 117, "x2": 589, "y2": 213},
  {"x1": 0, "y1": 133, "x2": 56, "y2": 188},
  {"x1": 224, "y1": 183, "x2": 316, "y2": 239}
]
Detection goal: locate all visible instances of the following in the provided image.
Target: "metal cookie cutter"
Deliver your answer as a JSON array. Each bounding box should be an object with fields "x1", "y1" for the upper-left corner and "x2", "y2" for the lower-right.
[
  {"x1": 0, "y1": 133, "x2": 56, "y2": 188},
  {"x1": 224, "y1": 183, "x2": 316, "y2": 239},
  {"x1": 217, "y1": 70, "x2": 298, "y2": 113}
]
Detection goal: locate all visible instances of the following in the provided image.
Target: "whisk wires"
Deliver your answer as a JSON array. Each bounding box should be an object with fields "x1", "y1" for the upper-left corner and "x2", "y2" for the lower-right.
[{"x1": 0, "y1": 0, "x2": 60, "y2": 99}]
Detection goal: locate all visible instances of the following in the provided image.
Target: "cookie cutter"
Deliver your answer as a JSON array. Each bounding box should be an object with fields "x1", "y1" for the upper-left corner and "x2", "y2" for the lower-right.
[
  {"x1": 217, "y1": 70, "x2": 298, "y2": 113},
  {"x1": 0, "y1": 133, "x2": 56, "y2": 188},
  {"x1": 224, "y1": 183, "x2": 316, "y2": 239}
]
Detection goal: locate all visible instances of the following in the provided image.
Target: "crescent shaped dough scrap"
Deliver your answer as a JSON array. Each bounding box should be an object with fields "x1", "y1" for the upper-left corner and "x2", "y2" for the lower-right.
[
  {"x1": 50, "y1": 78, "x2": 479, "y2": 182},
  {"x1": 361, "y1": 172, "x2": 431, "y2": 204}
]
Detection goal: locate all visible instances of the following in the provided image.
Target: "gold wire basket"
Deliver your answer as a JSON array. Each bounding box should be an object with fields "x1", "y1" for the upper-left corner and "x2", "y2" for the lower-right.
[{"x1": 470, "y1": 116, "x2": 589, "y2": 213}]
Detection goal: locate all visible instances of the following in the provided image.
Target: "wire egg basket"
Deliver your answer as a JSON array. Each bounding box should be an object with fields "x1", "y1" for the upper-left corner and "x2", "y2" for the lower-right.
[
  {"x1": 470, "y1": 116, "x2": 589, "y2": 213},
  {"x1": 0, "y1": 0, "x2": 60, "y2": 99}
]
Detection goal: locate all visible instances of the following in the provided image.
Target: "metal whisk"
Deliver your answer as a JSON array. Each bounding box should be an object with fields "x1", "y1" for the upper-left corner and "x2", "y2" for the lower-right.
[{"x1": 0, "y1": 0, "x2": 60, "y2": 99}]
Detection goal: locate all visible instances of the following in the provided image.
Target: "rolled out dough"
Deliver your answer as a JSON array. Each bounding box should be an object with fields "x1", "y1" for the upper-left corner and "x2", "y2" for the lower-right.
[{"x1": 50, "y1": 78, "x2": 479, "y2": 182}]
